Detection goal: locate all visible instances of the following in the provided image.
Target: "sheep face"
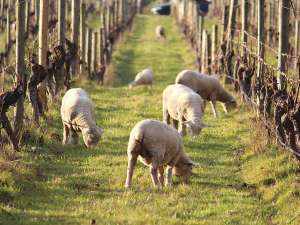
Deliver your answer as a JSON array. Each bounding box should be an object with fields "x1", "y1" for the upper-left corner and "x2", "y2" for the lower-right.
[
  {"x1": 82, "y1": 127, "x2": 105, "y2": 148},
  {"x1": 222, "y1": 99, "x2": 237, "y2": 114},
  {"x1": 128, "y1": 82, "x2": 137, "y2": 88},
  {"x1": 182, "y1": 118, "x2": 208, "y2": 137},
  {"x1": 173, "y1": 156, "x2": 195, "y2": 180}
]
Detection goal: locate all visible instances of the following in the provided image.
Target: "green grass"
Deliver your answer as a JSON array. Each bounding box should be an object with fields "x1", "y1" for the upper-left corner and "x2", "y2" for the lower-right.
[{"x1": 0, "y1": 13, "x2": 300, "y2": 225}]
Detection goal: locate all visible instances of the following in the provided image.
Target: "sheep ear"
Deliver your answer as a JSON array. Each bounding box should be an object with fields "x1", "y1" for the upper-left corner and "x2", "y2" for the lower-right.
[
  {"x1": 86, "y1": 130, "x2": 91, "y2": 134},
  {"x1": 231, "y1": 99, "x2": 237, "y2": 103},
  {"x1": 99, "y1": 128, "x2": 105, "y2": 133},
  {"x1": 188, "y1": 159, "x2": 196, "y2": 166},
  {"x1": 202, "y1": 122, "x2": 209, "y2": 127}
]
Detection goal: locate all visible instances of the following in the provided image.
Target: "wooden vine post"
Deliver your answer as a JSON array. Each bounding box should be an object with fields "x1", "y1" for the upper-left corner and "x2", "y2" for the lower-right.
[
  {"x1": 295, "y1": 20, "x2": 299, "y2": 78},
  {"x1": 92, "y1": 31, "x2": 97, "y2": 74},
  {"x1": 86, "y1": 28, "x2": 92, "y2": 77},
  {"x1": 221, "y1": 5, "x2": 229, "y2": 43},
  {"x1": 197, "y1": 14, "x2": 203, "y2": 72},
  {"x1": 112, "y1": 1, "x2": 115, "y2": 32},
  {"x1": 80, "y1": 3, "x2": 86, "y2": 76},
  {"x1": 58, "y1": 0, "x2": 66, "y2": 89},
  {"x1": 257, "y1": 0, "x2": 265, "y2": 110},
  {"x1": 102, "y1": 4, "x2": 109, "y2": 64},
  {"x1": 0, "y1": 0, "x2": 4, "y2": 29},
  {"x1": 267, "y1": 2, "x2": 272, "y2": 46},
  {"x1": 6, "y1": 0, "x2": 11, "y2": 50},
  {"x1": 35, "y1": 0, "x2": 40, "y2": 26},
  {"x1": 71, "y1": 0, "x2": 80, "y2": 77},
  {"x1": 201, "y1": 29, "x2": 207, "y2": 74},
  {"x1": 38, "y1": 0, "x2": 49, "y2": 113},
  {"x1": 224, "y1": 0, "x2": 237, "y2": 85},
  {"x1": 226, "y1": 0, "x2": 237, "y2": 57},
  {"x1": 108, "y1": 3, "x2": 112, "y2": 37},
  {"x1": 211, "y1": 25, "x2": 218, "y2": 75},
  {"x1": 25, "y1": 0, "x2": 30, "y2": 35},
  {"x1": 13, "y1": 0, "x2": 26, "y2": 141},
  {"x1": 241, "y1": 0, "x2": 248, "y2": 57},
  {"x1": 277, "y1": 0, "x2": 290, "y2": 90},
  {"x1": 100, "y1": 28, "x2": 105, "y2": 66}
]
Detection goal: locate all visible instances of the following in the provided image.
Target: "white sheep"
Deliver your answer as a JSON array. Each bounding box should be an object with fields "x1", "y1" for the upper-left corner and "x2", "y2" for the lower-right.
[
  {"x1": 125, "y1": 119, "x2": 195, "y2": 189},
  {"x1": 128, "y1": 69, "x2": 153, "y2": 87},
  {"x1": 163, "y1": 84, "x2": 208, "y2": 137},
  {"x1": 155, "y1": 25, "x2": 166, "y2": 40},
  {"x1": 61, "y1": 88, "x2": 105, "y2": 148},
  {"x1": 176, "y1": 70, "x2": 237, "y2": 118}
]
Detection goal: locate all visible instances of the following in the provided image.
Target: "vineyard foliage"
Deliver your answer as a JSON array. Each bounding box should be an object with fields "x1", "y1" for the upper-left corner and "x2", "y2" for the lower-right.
[{"x1": 1, "y1": 2, "x2": 300, "y2": 224}]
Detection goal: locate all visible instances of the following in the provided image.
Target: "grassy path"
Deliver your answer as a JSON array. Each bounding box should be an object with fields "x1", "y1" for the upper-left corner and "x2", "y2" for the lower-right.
[{"x1": 1, "y1": 14, "x2": 289, "y2": 224}]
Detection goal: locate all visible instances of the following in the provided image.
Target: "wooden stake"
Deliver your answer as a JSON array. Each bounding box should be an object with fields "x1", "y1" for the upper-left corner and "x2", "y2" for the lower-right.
[
  {"x1": 35, "y1": 0, "x2": 40, "y2": 25},
  {"x1": 80, "y1": 3, "x2": 86, "y2": 76},
  {"x1": 86, "y1": 28, "x2": 92, "y2": 77},
  {"x1": 267, "y1": 2, "x2": 272, "y2": 46},
  {"x1": 241, "y1": 0, "x2": 248, "y2": 57},
  {"x1": 58, "y1": 0, "x2": 65, "y2": 89},
  {"x1": 6, "y1": 0, "x2": 11, "y2": 49},
  {"x1": 71, "y1": 0, "x2": 80, "y2": 77},
  {"x1": 0, "y1": 0, "x2": 4, "y2": 29},
  {"x1": 92, "y1": 31, "x2": 97, "y2": 74},
  {"x1": 14, "y1": 0, "x2": 25, "y2": 140},
  {"x1": 221, "y1": 5, "x2": 229, "y2": 43},
  {"x1": 277, "y1": 0, "x2": 290, "y2": 90},
  {"x1": 100, "y1": 28, "x2": 104, "y2": 65},
  {"x1": 201, "y1": 29, "x2": 207, "y2": 74},
  {"x1": 295, "y1": 20, "x2": 299, "y2": 78},
  {"x1": 212, "y1": 25, "x2": 218, "y2": 75},
  {"x1": 38, "y1": 0, "x2": 49, "y2": 113},
  {"x1": 257, "y1": 0, "x2": 265, "y2": 110},
  {"x1": 108, "y1": 3, "x2": 111, "y2": 36},
  {"x1": 25, "y1": 0, "x2": 30, "y2": 35},
  {"x1": 226, "y1": 0, "x2": 237, "y2": 55}
]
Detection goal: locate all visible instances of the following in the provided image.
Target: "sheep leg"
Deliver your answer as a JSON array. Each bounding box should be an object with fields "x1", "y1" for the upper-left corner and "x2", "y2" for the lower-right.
[
  {"x1": 165, "y1": 157, "x2": 179, "y2": 186},
  {"x1": 63, "y1": 124, "x2": 69, "y2": 145},
  {"x1": 172, "y1": 119, "x2": 179, "y2": 130},
  {"x1": 69, "y1": 127, "x2": 79, "y2": 147},
  {"x1": 178, "y1": 116, "x2": 187, "y2": 137},
  {"x1": 210, "y1": 100, "x2": 220, "y2": 118},
  {"x1": 163, "y1": 107, "x2": 170, "y2": 125},
  {"x1": 125, "y1": 155, "x2": 138, "y2": 188},
  {"x1": 158, "y1": 166, "x2": 164, "y2": 187},
  {"x1": 165, "y1": 166, "x2": 174, "y2": 186},
  {"x1": 150, "y1": 161, "x2": 162, "y2": 188}
]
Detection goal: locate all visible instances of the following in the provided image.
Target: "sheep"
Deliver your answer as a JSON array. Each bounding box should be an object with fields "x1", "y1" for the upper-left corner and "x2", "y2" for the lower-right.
[
  {"x1": 163, "y1": 84, "x2": 208, "y2": 137},
  {"x1": 125, "y1": 119, "x2": 195, "y2": 189},
  {"x1": 61, "y1": 88, "x2": 105, "y2": 148},
  {"x1": 155, "y1": 25, "x2": 166, "y2": 40},
  {"x1": 128, "y1": 69, "x2": 153, "y2": 88},
  {"x1": 175, "y1": 70, "x2": 237, "y2": 118}
]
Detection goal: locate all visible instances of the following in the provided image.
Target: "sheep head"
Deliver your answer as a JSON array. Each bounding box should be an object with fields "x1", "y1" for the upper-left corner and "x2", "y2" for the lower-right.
[
  {"x1": 181, "y1": 118, "x2": 208, "y2": 137},
  {"x1": 222, "y1": 99, "x2": 237, "y2": 114},
  {"x1": 82, "y1": 126, "x2": 105, "y2": 149},
  {"x1": 128, "y1": 81, "x2": 137, "y2": 88},
  {"x1": 173, "y1": 154, "x2": 195, "y2": 181}
]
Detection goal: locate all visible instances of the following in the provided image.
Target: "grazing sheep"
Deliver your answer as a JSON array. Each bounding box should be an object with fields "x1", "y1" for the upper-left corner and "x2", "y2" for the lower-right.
[
  {"x1": 125, "y1": 119, "x2": 195, "y2": 189},
  {"x1": 163, "y1": 84, "x2": 208, "y2": 137},
  {"x1": 155, "y1": 25, "x2": 166, "y2": 40},
  {"x1": 176, "y1": 70, "x2": 237, "y2": 118},
  {"x1": 61, "y1": 88, "x2": 105, "y2": 148},
  {"x1": 128, "y1": 69, "x2": 153, "y2": 87}
]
